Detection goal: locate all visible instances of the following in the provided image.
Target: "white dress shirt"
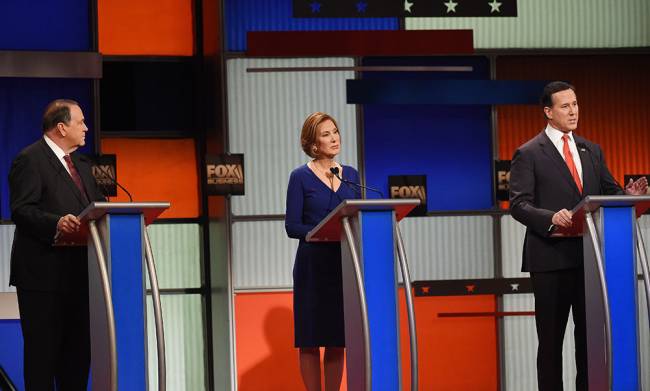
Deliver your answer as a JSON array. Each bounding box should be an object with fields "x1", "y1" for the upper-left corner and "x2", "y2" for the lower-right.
[
  {"x1": 544, "y1": 124, "x2": 583, "y2": 182},
  {"x1": 43, "y1": 135, "x2": 71, "y2": 176}
]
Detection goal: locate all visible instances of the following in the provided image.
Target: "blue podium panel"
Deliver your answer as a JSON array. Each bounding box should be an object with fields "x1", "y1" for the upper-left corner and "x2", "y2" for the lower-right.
[
  {"x1": 360, "y1": 211, "x2": 400, "y2": 390},
  {"x1": 602, "y1": 207, "x2": 640, "y2": 390},
  {"x1": 0, "y1": 319, "x2": 24, "y2": 390},
  {"x1": 109, "y1": 215, "x2": 147, "y2": 391}
]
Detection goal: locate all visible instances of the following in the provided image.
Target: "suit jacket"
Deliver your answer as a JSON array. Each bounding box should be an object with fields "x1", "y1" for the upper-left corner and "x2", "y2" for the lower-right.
[
  {"x1": 9, "y1": 138, "x2": 106, "y2": 291},
  {"x1": 509, "y1": 131, "x2": 622, "y2": 272}
]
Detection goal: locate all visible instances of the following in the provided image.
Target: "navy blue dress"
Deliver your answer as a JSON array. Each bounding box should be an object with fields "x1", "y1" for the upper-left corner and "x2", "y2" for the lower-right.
[{"x1": 285, "y1": 164, "x2": 360, "y2": 347}]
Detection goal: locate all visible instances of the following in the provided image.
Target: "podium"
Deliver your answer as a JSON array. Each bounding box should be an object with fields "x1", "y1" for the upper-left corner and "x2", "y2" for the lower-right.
[
  {"x1": 307, "y1": 199, "x2": 420, "y2": 391},
  {"x1": 567, "y1": 195, "x2": 650, "y2": 391},
  {"x1": 56, "y1": 202, "x2": 170, "y2": 391}
]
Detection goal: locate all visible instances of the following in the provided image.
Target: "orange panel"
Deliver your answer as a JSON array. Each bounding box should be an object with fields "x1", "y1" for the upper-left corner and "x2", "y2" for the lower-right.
[
  {"x1": 234, "y1": 290, "x2": 498, "y2": 391},
  {"x1": 234, "y1": 292, "x2": 347, "y2": 391},
  {"x1": 98, "y1": 0, "x2": 194, "y2": 56},
  {"x1": 497, "y1": 55, "x2": 650, "y2": 187},
  {"x1": 100, "y1": 138, "x2": 199, "y2": 218}
]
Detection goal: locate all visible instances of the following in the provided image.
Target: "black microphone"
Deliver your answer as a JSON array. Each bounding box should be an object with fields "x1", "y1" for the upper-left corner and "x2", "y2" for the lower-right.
[
  {"x1": 81, "y1": 154, "x2": 134, "y2": 202},
  {"x1": 330, "y1": 167, "x2": 385, "y2": 198}
]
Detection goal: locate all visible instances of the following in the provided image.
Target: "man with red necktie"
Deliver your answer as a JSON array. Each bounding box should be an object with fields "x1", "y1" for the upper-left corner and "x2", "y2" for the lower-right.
[
  {"x1": 509, "y1": 81, "x2": 647, "y2": 391},
  {"x1": 9, "y1": 99, "x2": 106, "y2": 390}
]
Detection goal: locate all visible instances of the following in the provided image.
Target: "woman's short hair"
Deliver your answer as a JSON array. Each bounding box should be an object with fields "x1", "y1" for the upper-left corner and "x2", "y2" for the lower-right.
[{"x1": 300, "y1": 112, "x2": 340, "y2": 158}]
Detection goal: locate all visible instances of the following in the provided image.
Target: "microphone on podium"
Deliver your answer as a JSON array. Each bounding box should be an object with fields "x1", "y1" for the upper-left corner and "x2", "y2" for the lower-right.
[{"x1": 330, "y1": 167, "x2": 384, "y2": 198}]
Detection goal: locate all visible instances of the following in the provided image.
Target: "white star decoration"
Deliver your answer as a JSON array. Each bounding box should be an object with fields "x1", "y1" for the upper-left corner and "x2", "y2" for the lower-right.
[
  {"x1": 444, "y1": 0, "x2": 458, "y2": 13},
  {"x1": 404, "y1": 0, "x2": 413, "y2": 13},
  {"x1": 488, "y1": 0, "x2": 502, "y2": 13},
  {"x1": 510, "y1": 283, "x2": 519, "y2": 291}
]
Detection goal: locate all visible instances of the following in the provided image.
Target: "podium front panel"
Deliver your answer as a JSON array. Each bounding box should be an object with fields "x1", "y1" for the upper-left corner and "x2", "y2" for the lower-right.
[
  {"x1": 341, "y1": 210, "x2": 402, "y2": 391},
  {"x1": 109, "y1": 215, "x2": 148, "y2": 391},
  {"x1": 601, "y1": 207, "x2": 640, "y2": 390},
  {"x1": 360, "y1": 211, "x2": 401, "y2": 390},
  {"x1": 585, "y1": 206, "x2": 641, "y2": 391},
  {"x1": 89, "y1": 214, "x2": 148, "y2": 391}
]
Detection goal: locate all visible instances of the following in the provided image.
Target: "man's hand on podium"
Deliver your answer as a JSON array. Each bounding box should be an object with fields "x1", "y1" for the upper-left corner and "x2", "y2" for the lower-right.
[
  {"x1": 552, "y1": 208, "x2": 573, "y2": 228},
  {"x1": 57, "y1": 214, "x2": 81, "y2": 233},
  {"x1": 625, "y1": 176, "x2": 648, "y2": 195}
]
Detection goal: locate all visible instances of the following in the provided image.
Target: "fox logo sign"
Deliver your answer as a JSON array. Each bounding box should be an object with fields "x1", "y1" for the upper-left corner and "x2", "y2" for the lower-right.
[
  {"x1": 206, "y1": 154, "x2": 245, "y2": 195},
  {"x1": 388, "y1": 175, "x2": 427, "y2": 216},
  {"x1": 390, "y1": 185, "x2": 426, "y2": 200}
]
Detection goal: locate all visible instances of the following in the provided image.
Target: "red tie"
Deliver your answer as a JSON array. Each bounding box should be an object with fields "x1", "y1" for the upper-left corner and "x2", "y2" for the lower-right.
[
  {"x1": 64, "y1": 155, "x2": 89, "y2": 203},
  {"x1": 562, "y1": 135, "x2": 583, "y2": 193}
]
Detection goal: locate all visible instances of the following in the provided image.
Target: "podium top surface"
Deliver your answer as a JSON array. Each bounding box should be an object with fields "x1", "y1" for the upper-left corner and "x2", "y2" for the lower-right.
[
  {"x1": 573, "y1": 195, "x2": 650, "y2": 214},
  {"x1": 78, "y1": 202, "x2": 171, "y2": 225},
  {"x1": 306, "y1": 199, "x2": 420, "y2": 242},
  {"x1": 54, "y1": 202, "x2": 170, "y2": 246}
]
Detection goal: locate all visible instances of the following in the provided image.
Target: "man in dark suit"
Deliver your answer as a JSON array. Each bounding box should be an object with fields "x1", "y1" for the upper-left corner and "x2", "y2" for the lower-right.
[
  {"x1": 509, "y1": 81, "x2": 647, "y2": 391},
  {"x1": 9, "y1": 99, "x2": 106, "y2": 390}
]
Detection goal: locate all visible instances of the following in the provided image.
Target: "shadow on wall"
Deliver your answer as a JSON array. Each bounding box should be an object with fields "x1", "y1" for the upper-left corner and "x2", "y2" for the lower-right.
[{"x1": 238, "y1": 307, "x2": 303, "y2": 391}]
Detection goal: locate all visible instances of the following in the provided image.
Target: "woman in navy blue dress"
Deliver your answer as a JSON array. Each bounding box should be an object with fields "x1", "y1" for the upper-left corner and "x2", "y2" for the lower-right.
[{"x1": 285, "y1": 112, "x2": 360, "y2": 391}]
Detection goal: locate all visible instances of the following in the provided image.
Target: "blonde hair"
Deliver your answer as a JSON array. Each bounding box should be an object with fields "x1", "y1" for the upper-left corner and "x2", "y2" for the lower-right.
[{"x1": 300, "y1": 112, "x2": 340, "y2": 158}]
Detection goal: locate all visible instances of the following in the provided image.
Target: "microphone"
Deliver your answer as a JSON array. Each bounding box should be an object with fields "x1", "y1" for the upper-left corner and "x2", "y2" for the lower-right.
[
  {"x1": 81, "y1": 154, "x2": 134, "y2": 202},
  {"x1": 330, "y1": 167, "x2": 385, "y2": 198}
]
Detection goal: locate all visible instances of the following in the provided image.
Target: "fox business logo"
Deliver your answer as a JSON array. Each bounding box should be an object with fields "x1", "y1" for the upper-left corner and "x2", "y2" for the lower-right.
[
  {"x1": 92, "y1": 165, "x2": 116, "y2": 186},
  {"x1": 207, "y1": 164, "x2": 244, "y2": 185},
  {"x1": 390, "y1": 185, "x2": 426, "y2": 201}
]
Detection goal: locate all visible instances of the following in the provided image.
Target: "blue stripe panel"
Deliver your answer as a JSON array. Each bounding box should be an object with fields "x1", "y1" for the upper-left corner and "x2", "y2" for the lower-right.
[
  {"x1": 109, "y1": 215, "x2": 147, "y2": 391},
  {"x1": 602, "y1": 207, "x2": 639, "y2": 390},
  {"x1": 348, "y1": 79, "x2": 549, "y2": 105},
  {"x1": 0, "y1": 319, "x2": 24, "y2": 390},
  {"x1": 361, "y1": 57, "x2": 494, "y2": 211},
  {"x1": 360, "y1": 211, "x2": 400, "y2": 390},
  {"x1": 0, "y1": 0, "x2": 90, "y2": 51},
  {"x1": 224, "y1": 0, "x2": 398, "y2": 52},
  {"x1": 0, "y1": 78, "x2": 94, "y2": 220}
]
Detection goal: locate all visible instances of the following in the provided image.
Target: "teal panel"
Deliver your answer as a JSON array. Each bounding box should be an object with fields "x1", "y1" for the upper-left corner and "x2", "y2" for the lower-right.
[{"x1": 146, "y1": 224, "x2": 202, "y2": 289}]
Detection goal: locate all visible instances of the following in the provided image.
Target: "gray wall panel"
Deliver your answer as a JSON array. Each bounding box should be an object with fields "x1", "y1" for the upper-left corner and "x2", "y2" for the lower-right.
[
  {"x1": 501, "y1": 215, "x2": 527, "y2": 278},
  {"x1": 0, "y1": 225, "x2": 15, "y2": 293},
  {"x1": 398, "y1": 216, "x2": 493, "y2": 281},
  {"x1": 502, "y1": 294, "x2": 576, "y2": 390},
  {"x1": 227, "y1": 57, "x2": 358, "y2": 216},
  {"x1": 147, "y1": 294, "x2": 205, "y2": 391},
  {"x1": 406, "y1": 0, "x2": 650, "y2": 49},
  {"x1": 231, "y1": 220, "x2": 296, "y2": 289},
  {"x1": 147, "y1": 224, "x2": 202, "y2": 289}
]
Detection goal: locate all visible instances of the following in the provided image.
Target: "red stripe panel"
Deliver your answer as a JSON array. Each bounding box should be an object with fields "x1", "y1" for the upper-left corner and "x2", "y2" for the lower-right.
[{"x1": 247, "y1": 30, "x2": 474, "y2": 57}]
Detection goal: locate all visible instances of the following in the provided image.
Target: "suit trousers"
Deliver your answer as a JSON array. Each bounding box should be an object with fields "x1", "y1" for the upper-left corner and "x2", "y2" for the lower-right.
[
  {"x1": 531, "y1": 268, "x2": 588, "y2": 391},
  {"x1": 17, "y1": 288, "x2": 90, "y2": 391}
]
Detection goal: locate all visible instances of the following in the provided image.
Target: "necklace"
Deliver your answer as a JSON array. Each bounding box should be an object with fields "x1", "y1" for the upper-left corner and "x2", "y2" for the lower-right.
[{"x1": 312, "y1": 160, "x2": 337, "y2": 179}]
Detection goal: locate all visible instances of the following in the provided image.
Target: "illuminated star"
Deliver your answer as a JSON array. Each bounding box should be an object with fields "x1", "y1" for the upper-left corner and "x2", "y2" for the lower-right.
[
  {"x1": 404, "y1": 0, "x2": 414, "y2": 13},
  {"x1": 421, "y1": 286, "x2": 430, "y2": 294},
  {"x1": 510, "y1": 283, "x2": 520, "y2": 291},
  {"x1": 356, "y1": 1, "x2": 368, "y2": 13},
  {"x1": 444, "y1": 0, "x2": 458, "y2": 13},
  {"x1": 309, "y1": 1, "x2": 321, "y2": 13},
  {"x1": 488, "y1": 0, "x2": 502, "y2": 13},
  {"x1": 465, "y1": 284, "x2": 476, "y2": 293}
]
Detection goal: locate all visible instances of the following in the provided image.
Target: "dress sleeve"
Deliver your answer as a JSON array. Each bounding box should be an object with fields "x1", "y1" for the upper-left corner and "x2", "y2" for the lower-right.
[{"x1": 285, "y1": 169, "x2": 312, "y2": 239}]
